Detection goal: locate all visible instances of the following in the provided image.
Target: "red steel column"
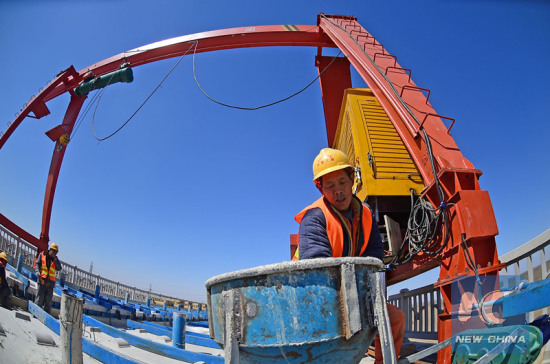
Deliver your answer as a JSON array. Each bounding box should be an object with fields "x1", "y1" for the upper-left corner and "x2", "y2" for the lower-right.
[
  {"x1": 40, "y1": 93, "x2": 87, "y2": 251},
  {"x1": 315, "y1": 55, "x2": 352, "y2": 146}
]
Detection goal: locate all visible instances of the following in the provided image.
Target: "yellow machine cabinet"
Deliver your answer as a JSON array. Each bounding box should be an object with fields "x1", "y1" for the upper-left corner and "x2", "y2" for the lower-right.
[{"x1": 333, "y1": 88, "x2": 424, "y2": 201}]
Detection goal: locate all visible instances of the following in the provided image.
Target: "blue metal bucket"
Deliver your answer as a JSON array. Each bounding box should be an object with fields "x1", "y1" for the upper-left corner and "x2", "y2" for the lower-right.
[{"x1": 205, "y1": 257, "x2": 386, "y2": 363}]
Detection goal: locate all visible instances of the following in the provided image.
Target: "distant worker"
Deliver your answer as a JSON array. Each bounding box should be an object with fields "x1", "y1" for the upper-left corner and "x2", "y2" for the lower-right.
[
  {"x1": 34, "y1": 242, "x2": 62, "y2": 313},
  {"x1": 0, "y1": 251, "x2": 13, "y2": 310},
  {"x1": 294, "y1": 148, "x2": 405, "y2": 363}
]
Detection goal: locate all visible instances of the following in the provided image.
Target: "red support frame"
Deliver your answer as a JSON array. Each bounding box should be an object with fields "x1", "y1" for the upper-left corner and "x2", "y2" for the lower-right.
[
  {"x1": 315, "y1": 55, "x2": 352, "y2": 146},
  {"x1": 40, "y1": 93, "x2": 87, "y2": 248}
]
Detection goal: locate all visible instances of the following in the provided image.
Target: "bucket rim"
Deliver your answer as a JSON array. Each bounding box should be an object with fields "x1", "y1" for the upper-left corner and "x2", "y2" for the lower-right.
[{"x1": 205, "y1": 257, "x2": 384, "y2": 289}]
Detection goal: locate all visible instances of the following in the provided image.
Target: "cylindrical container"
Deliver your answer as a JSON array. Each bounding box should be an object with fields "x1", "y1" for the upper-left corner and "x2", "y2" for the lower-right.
[{"x1": 205, "y1": 257, "x2": 385, "y2": 364}]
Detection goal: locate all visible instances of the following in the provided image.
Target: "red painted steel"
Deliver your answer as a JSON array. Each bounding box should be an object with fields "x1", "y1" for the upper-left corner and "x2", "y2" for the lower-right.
[
  {"x1": 42, "y1": 25, "x2": 336, "y2": 103},
  {"x1": 290, "y1": 233, "x2": 298, "y2": 260},
  {"x1": 0, "y1": 213, "x2": 41, "y2": 250},
  {"x1": 315, "y1": 55, "x2": 352, "y2": 146},
  {"x1": 0, "y1": 66, "x2": 80, "y2": 250},
  {"x1": 0, "y1": 66, "x2": 78, "y2": 151},
  {"x1": 40, "y1": 94, "x2": 87, "y2": 251}
]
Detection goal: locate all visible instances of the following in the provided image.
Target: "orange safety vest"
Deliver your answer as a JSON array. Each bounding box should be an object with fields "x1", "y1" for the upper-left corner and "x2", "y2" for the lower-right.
[
  {"x1": 293, "y1": 196, "x2": 373, "y2": 260},
  {"x1": 35, "y1": 253, "x2": 56, "y2": 281}
]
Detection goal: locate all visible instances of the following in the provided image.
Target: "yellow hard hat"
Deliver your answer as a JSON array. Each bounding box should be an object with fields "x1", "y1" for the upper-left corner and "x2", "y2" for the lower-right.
[
  {"x1": 312, "y1": 148, "x2": 352, "y2": 181},
  {"x1": 0, "y1": 252, "x2": 7, "y2": 261},
  {"x1": 50, "y1": 243, "x2": 59, "y2": 251}
]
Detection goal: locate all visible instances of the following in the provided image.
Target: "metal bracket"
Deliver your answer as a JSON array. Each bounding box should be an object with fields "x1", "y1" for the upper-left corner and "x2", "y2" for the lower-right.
[
  {"x1": 369, "y1": 272, "x2": 397, "y2": 364},
  {"x1": 340, "y1": 263, "x2": 362, "y2": 339},
  {"x1": 385, "y1": 66, "x2": 411, "y2": 83},
  {"x1": 397, "y1": 335, "x2": 455, "y2": 363},
  {"x1": 223, "y1": 290, "x2": 241, "y2": 364},
  {"x1": 399, "y1": 85, "x2": 431, "y2": 104},
  {"x1": 416, "y1": 113, "x2": 456, "y2": 138}
]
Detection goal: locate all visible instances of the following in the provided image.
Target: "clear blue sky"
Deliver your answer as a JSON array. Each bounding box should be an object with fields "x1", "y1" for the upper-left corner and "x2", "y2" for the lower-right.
[{"x1": 1, "y1": 1, "x2": 548, "y2": 302}]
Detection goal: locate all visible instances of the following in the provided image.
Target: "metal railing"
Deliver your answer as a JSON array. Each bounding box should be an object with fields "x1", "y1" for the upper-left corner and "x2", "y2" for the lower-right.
[
  {"x1": 388, "y1": 283, "x2": 442, "y2": 340},
  {"x1": 388, "y1": 228, "x2": 550, "y2": 340},
  {"x1": 2, "y1": 219, "x2": 548, "y2": 331},
  {"x1": 0, "y1": 223, "x2": 200, "y2": 306},
  {"x1": 498, "y1": 229, "x2": 550, "y2": 322}
]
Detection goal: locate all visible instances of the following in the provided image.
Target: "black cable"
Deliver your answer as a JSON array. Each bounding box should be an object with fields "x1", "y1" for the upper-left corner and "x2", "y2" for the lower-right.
[
  {"x1": 461, "y1": 234, "x2": 479, "y2": 276},
  {"x1": 70, "y1": 86, "x2": 103, "y2": 140},
  {"x1": 389, "y1": 189, "x2": 455, "y2": 266},
  {"x1": 92, "y1": 41, "x2": 197, "y2": 142},
  {"x1": 192, "y1": 41, "x2": 343, "y2": 110}
]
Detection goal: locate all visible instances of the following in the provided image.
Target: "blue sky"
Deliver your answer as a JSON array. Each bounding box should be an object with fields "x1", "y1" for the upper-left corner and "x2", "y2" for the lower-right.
[{"x1": 1, "y1": 1, "x2": 548, "y2": 302}]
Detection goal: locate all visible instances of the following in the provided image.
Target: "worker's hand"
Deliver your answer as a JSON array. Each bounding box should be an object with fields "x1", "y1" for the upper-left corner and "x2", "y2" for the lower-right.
[{"x1": 40, "y1": 277, "x2": 44, "y2": 285}]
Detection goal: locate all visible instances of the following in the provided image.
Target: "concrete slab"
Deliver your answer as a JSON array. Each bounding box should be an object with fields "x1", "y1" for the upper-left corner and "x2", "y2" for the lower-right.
[
  {"x1": 1, "y1": 302, "x2": 222, "y2": 363},
  {"x1": 35, "y1": 330, "x2": 57, "y2": 346},
  {"x1": 6, "y1": 271, "x2": 25, "y2": 292},
  {"x1": 114, "y1": 337, "x2": 130, "y2": 348},
  {"x1": 27, "y1": 279, "x2": 38, "y2": 295},
  {"x1": 83, "y1": 325, "x2": 194, "y2": 363},
  {"x1": 125, "y1": 327, "x2": 224, "y2": 357},
  {"x1": 186, "y1": 325, "x2": 209, "y2": 336},
  {"x1": 83, "y1": 300, "x2": 108, "y2": 313},
  {"x1": 0, "y1": 306, "x2": 101, "y2": 364}
]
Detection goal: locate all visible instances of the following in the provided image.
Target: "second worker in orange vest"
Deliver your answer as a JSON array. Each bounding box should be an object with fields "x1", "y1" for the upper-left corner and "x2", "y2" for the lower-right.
[
  {"x1": 294, "y1": 148, "x2": 405, "y2": 364},
  {"x1": 34, "y1": 242, "x2": 62, "y2": 314}
]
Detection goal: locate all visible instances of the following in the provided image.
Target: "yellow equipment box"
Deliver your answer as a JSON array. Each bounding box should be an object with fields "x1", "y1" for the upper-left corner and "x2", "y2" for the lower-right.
[{"x1": 333, "y1": 88, "x2": 424, "y2": 200}]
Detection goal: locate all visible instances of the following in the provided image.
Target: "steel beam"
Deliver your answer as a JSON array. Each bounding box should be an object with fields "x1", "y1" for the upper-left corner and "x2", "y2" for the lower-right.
[{"x1": 40, "y1": 93, "x2": 86, "y2": 248}]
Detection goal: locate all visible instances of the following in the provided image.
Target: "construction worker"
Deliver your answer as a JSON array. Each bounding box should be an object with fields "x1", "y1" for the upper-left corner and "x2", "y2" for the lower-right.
[
  {"x1": 34, "y1": 243, "x2": 62, "y2": 313},
  {"x1": 294, "y1": 148, "x2": 405, "y2": 363},
  {"x1": 0, "y1": 251, "x2": 13, "y2": 310}
]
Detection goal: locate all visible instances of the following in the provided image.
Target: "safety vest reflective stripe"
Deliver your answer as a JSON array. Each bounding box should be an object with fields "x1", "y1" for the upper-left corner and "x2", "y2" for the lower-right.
[
  {"x1": 294, "y1": 196, "x2": 373, "y2": 259},
  {"x1": 38, "y1": 253, "x2": 56, "y2": 281}
]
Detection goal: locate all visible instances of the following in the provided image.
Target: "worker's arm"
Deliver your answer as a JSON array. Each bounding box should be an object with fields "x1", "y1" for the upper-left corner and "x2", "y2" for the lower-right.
[
  {"x1": 34, "y1": 252, "x2": 42, "y2": 275},
  {"x1": 298, "y1": 208, "x2": 332, "y2": 259},
  {"x1": 54, "y1": 257, "x2": 62, "y2": 272},
  {"x1": 360, "y1": 207, "x2": 384, "y2": 261},
  {"x1": 0, "y1": 266, "x2": 8, "y2": 288}
]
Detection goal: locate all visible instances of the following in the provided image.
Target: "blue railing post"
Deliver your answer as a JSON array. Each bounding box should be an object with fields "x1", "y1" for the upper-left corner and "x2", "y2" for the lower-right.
[
  {"x1": 172, "y1": 312, "x2": 186, "y2": 349},
  {"x1": 146, "y1": 298, "x2": 151, "y2": 307},
  {"x1": 16, "y1": 253, "x2": 23, "y2": 273},
  {"x1": 177, "y1": 304, "x2": 181, "y2": 311},
  {"x1": 163, "y1": 302, "x2": 167, "y2": 310},
  {"x1": 125, "y1": 293, "x2": 130, "y2": 304},
  {"x1": 399, "y1": 288, "x2": 410, "y2": 332},
  {"x1": 95, "y1": 284, "x2": 100, "y2": 299},
  {"x1": 59, "y1": 272, "x2": 66, "y2": 287}
]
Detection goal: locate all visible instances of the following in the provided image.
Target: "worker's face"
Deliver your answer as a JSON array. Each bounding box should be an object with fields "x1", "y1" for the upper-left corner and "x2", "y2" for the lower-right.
[
  {"x1": 319, "y1": 169, "x2": 353, "y2": 212},
  {"x1": 48, "y1": 249, "x2": 57, "y2": 258}
]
